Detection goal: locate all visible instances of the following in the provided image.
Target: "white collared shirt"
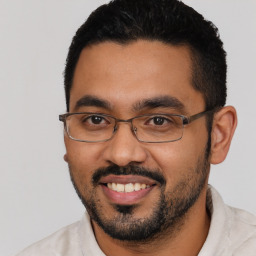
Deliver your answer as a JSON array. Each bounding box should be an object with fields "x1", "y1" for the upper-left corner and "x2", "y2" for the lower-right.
[{"x1": 15, "y1": 186, "x2": 256, "y2": 256}]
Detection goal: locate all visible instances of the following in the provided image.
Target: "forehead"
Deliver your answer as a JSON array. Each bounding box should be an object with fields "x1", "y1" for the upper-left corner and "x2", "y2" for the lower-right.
[{"x1": 70, "y1": 40, "x2": 205, "y2": 114}]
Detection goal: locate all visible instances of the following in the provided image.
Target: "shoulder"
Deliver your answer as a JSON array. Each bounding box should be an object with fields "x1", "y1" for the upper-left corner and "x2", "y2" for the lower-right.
[
  {"x1": 15, "y1": 221, "x2": 82, "y2": 256},
  {"x1": 202, "y1": 186, "x2": 256, "y2": 255},
  {"x1": 15, "y1": 213, "x2": 104, "y2": 256},
  {"x1": 228, "y1": 206, "x2": 256, "y2": 254}
]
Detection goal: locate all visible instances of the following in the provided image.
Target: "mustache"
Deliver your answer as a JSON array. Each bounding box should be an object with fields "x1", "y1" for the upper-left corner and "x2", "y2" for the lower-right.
[{"x1": 92, "y1": 164, "x2": 166, "y2": 186}]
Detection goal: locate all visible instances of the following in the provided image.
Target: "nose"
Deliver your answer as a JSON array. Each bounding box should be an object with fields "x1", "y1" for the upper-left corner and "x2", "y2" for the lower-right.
[{"x1": 102, "y1": 122, "x2": 148, "y2": 166}]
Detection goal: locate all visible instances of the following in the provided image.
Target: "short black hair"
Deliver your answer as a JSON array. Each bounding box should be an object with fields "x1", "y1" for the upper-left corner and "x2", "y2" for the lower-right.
[{"x1": 64, "y1": 0, "x2": 227, "y2": 113}]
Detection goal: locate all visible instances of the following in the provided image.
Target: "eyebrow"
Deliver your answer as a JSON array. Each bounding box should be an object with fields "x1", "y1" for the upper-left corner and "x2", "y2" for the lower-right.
[
  {"x1": 133, "y1": 96, "x2": 185, "y2": 112},
  {"x1": 74, "y1": 95, "x2": 112, "y2": 111},
  {"x1": 74, "y1": 95, "x2": 185, "y2": 113}
]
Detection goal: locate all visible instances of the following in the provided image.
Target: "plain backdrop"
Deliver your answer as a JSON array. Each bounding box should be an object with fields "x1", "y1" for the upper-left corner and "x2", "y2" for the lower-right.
[{"x1": 1, "y1": 0, "x2": 256, "y2": 255}]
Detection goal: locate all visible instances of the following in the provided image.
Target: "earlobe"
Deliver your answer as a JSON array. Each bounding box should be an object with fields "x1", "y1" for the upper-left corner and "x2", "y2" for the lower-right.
[
  {"x1": 210, "y1": 106, "x2": 237, "y2": 164},
  {"x1": 64, "y1": 154, "x2": 69, "y2": 162}
]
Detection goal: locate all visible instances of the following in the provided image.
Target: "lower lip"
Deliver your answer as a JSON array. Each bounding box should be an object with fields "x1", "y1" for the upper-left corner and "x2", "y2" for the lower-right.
[{"x1": 101, "y1": 185, "x2": 155, "y2": 205}]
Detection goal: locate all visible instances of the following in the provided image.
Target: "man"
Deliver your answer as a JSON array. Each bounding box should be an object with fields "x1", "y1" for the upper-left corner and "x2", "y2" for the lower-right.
[{"x1": 16, "y1": 0, "x2": 256, "y2": 255}]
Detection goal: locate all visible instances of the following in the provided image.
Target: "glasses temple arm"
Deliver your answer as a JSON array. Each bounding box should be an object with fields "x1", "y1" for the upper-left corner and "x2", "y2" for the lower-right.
[
  {"x1": 59, "y1": 115, "x2": 65, "y2": 122},
  {"x1": 183, "y1": 109, "x2": 216, "y2": 125}
]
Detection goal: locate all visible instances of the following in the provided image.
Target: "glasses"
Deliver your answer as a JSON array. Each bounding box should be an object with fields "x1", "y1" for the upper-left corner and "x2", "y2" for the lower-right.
[{"x1": 59, "y1": 110, "x2": 214, "y2": 143}]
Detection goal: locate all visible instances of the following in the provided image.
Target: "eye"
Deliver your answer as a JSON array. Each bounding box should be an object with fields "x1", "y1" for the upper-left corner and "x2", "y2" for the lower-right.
[
  {"x1": 152, "y1": 116, "x2": 167, "y2": 125},
  {"x1": 88, "y1": 115, "x2": 105, "y2": 125},
  {"x1": 147, "y1": 116, "x2": 172, "y2": 126},
  {"x1": 81, "y1": 115, "x2": 110, "y2": 127}
]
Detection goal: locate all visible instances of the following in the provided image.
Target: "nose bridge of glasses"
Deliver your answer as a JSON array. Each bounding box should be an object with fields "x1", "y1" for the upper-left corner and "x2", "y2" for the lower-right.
[{"x1": 114, "y1": 118, "x2": 136, "y2": 133}]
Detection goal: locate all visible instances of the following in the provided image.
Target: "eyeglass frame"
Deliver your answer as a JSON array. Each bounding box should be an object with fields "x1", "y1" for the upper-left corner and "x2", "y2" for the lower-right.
[{"x1": 59, "y1": 109, "x2": 216, "y2": 143}]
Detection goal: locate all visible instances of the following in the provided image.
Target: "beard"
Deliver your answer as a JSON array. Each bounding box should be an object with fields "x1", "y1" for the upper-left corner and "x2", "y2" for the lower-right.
[{"x1": 68, "y1": 147, "x2": 210, "y2": 242}]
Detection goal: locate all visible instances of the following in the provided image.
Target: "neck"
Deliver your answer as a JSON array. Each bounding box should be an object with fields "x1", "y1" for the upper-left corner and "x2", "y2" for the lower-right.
[{"x1": 92, "y1": 187, "x2": 210, "y2": 256}]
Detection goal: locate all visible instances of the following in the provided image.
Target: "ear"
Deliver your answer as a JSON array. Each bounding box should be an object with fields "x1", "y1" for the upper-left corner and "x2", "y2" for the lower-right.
[
  {"x1": 64, "y1": 153, "x2": 69, "y2": 162},
  {"x1": 210, "y1": 106, "x2": 237, "y2": 164}
]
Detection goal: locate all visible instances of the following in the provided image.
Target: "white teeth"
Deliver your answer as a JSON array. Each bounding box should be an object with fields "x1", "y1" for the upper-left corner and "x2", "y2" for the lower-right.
[
  {"x1": 112, "y1": 183, "x2": 117, "y2": 191},
  {"x1": 107, "y1": 182, "x2": 150, "y2": 193},
  {"x1": 116, "y1": 183, "x2": 125, "y2": 192},
  {"x1": 125, "y1": 183, "x2": 134, "y2": 192},
  {"x1": 141, "y1": 184, "x2": 146, "y2": 189},
  {"x1": 134, "y1": 183, "x2": 141, "y2": 191}
]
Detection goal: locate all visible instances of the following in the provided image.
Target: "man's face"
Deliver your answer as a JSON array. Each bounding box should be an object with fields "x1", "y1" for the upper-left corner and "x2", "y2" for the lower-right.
[{"x1": 65, "y1": 40, "x2": 210, "y2": 241}]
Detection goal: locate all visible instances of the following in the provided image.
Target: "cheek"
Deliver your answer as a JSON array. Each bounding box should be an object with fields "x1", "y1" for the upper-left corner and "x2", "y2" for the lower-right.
[
  {"x1": 65, "y1": 136, "x2": 103, "y2": 166},
  {"x1": 150, "y1": 130, "x2": 208, "y2": 183},
  {"x1": 64, "y1": 138, "x2": 106, "y2": 187},
  {"x1": 151, "y1": 143, "x2": 193, "y2": 173}
]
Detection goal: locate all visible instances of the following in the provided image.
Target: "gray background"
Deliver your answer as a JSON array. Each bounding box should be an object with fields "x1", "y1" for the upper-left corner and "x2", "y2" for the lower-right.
[{"x1": 1, "y1": 0, "x2": 255, "y2": 255}]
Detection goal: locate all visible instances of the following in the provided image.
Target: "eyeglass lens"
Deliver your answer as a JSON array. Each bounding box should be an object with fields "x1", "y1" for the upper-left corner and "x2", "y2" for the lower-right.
[{"x1": 65, "y1": 113, "x2": 184, "y2": 143}]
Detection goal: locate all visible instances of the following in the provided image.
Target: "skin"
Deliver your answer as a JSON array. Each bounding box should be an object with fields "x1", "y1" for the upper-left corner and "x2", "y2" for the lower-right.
[{"x1": 64, "y1": 40, "x2": 237, "y2": 256}]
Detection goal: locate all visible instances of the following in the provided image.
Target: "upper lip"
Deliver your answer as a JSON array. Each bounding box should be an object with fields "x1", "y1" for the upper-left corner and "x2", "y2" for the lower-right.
[{"x1": 99, "y1": 175, "x2": 157, "y2": 186}]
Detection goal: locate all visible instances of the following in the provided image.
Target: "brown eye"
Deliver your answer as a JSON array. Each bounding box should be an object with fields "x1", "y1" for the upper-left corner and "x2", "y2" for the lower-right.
[
  {"x1": 81, "y1": 115, "x2": 109, "y2": 126},
  {"x1": 90, "y1": 115, "x2": 104, "y2": 124},
  {"x1": 146, "y1": 116, "x2": 171, "y2": 126},
  {"x1": 152, "y1": 117, "x2": 165, "y2": 125}
]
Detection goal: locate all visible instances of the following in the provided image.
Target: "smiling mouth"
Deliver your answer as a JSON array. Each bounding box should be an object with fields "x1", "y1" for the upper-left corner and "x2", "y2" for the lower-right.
[
  {"x1": 98, "y1": 174, "x2": 158, "y2": 204},
  {"x1": 103, "y1": 182, "x2": 153, "y2": 193}
]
